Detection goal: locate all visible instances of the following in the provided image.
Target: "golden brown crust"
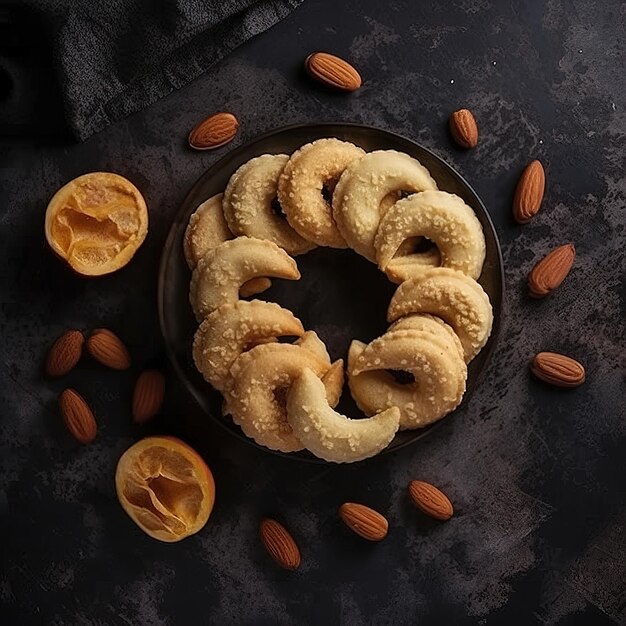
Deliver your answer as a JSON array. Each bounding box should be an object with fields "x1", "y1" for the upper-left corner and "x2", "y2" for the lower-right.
[
  {"x1": 192, "y1": 300, "x2": 305, "y2": 392},
  {"x1": 348, "y1": 328, "x2": 467, "y2": 429},
  {"x1": 387, "y1": 267, "x2": 493, "y2": 362},
  {"x1": 189, "y1": 236, "x2": 300, "y2": 321},
  {"x1": 225, "y1": 343, "x2": 331, "y2": 452},
  {"x1": 332, "y1": 151, "x2": 437, "y2": 261},
  {"x1": 277, "y1": 139, "x2": 365, "y2": 248},
  {"x1": 375, "y1": 190, "x2": 486, "y2": 281},
  {"x1": 286, "y1": 368, "x2": 399, "y2": 463},
  {"x1": 223, "y1": 154, "x2": 315, "y2": 255}
]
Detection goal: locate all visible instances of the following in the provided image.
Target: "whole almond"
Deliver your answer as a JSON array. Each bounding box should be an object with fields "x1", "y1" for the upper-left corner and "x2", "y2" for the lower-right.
[
  {"x1": 449, "y1": 109, "x2": 478, "y2": 148},
  {"x1": 59, "y1": 388, "x2": 97, "y2": 444},
  {"x1": 513, "y1": 160, "x2": 545, "y2": 223},
  {"x1": 408, "y1": 480, "x2": 454, "y2": 521},
  {"x1": 45, "y1": 329, "x2": 84, "y2": 377},
  {"x1": 86, "y1": 329, "x2": 131, "y2": 370},
  {"x1": 188, "y1": 112, "x2": 239, "y2": 150},
  {"x1": 305, "y1": 52, "x2": 361, "y2": 92},
  {"x1": 132, "y1": 369, "x2": 165, "y2": 424},
  {"x1": 339, "y1": 503, "x2": 388, "y2": 541},
  {"x1": 531, "y1": 352, "x2": 585, "y2": 388},
  {"x1": 528, "y1": 244, "x2": 575, "y2": 298},
  {"x1": 259, "y1": 518, "x2": 301, "y2": 571}
]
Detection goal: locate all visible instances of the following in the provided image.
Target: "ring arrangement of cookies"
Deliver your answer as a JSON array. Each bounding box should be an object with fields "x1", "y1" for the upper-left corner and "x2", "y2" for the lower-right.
[{"x1": 184, "y1": 138, "x2": 493, "y2": 463}]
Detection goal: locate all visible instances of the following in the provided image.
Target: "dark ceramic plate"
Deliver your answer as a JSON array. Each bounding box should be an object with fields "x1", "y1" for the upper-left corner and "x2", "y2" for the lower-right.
[{"x1": 159, "y1": 123, "x2": 504, "y2": 463}]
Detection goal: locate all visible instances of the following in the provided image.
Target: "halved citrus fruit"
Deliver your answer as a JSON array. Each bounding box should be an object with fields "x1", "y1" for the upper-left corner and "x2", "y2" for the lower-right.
[
  {"x1": 115, "y1": 436, "x2": 215, "y2": 542},
  {"x1": 44, "y1": 172, "x2": 148, "y2": 276}
]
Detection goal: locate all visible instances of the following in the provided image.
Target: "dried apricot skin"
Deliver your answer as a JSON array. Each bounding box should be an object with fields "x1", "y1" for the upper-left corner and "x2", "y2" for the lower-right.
[
  {"x1": 115, "y1": 436, "x2": 215, "y2": 542},
  {"x1": 44, "y1": 172, "x2": 148, "y2": 276}
]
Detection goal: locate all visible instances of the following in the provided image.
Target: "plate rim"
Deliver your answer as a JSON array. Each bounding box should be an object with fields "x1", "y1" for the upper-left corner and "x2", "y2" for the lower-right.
[{"x1": 158, "y1": 121, "x2": 505, "y2": 463}]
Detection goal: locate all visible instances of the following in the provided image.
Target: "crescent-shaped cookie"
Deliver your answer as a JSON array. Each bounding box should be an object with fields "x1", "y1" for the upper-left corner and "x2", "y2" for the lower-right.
[
  {"x1": 348, "y1": 328, "x2": 467, "y2": 429},
  {"x1": 277, "y1": 139, "x2": 365, "y2": 248},
  {"x1": 226, "y1": 343, "x2": 331, "y2": 452},
  {"x1": 375, "y1": 190, "x2": 486, "y2": 281},
  {"x1": 319, "y1": 359, "x2": 345, "y2": 408},
  {"x1": 183, "y1": 193, "x2": 272, "y2": 298},
  {"x1": 286, "y1": 368, "x2": 400, "y2": 463},
  {"x1": 189, "y1": 236, "x2": 300, "y2": 321},
  {"x1": 332, "y1": 150, "x2": 438, "y2": 261},
  {"x1": 223, "y1": 154, "x2": 315, "y2": 256},
  {"x1": 192, "y1": 300, "x2": 305, "y2": 392},
  {"x1": 387, "y1": 267, "x2": 493, "y2": 362},
  {"x1": 388, "y1": 313, "x2": 464, "y2": 361},
  {"x1": 183, "y1": 194, "x2": 231, "y2": 269},
  {"x1": 295, "y1": 331, "x2": 344, "y2": 407}
]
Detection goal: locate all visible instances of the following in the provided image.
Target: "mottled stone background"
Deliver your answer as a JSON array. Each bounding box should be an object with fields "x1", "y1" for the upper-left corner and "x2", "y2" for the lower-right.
[{"x1": 1, "y1": 0, "x2": 625, "y2": 624}]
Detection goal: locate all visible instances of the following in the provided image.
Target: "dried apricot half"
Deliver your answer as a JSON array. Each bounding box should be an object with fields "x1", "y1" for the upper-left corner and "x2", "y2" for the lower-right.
[
  {"x1": 44, "y1": 172, "x2": 148, "y2": 276},
  {"x1": 115, "y1": 436, "x2": 215, "y2": 542}
]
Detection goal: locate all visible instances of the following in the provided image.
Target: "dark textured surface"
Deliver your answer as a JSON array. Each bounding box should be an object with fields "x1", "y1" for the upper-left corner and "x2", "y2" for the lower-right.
[{"x1": 1, "y1": 0, "x2": 625, "y2": 624}]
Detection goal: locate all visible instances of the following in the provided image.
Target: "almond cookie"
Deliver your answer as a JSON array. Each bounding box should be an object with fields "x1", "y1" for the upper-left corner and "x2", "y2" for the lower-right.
[
  {"x1": 375, "y1": 190, "x2": 486, "y2": 282},
  {"x1": 189, "y1": 236, "x2": 300, "y2": 321},
  {"x1": 387, "y1": 267, "x2": 493, "y2": 362},
  {"x1": 225, "y1": 343, "x2": 332, "y2": 452},
  {"x1": 223, "y1": 154, "x2": 315, "y2": 256},
  {"x1": 184, "y1": 193, "x2": 271, "y2": 297},
  {"x1": 193, "y1": 300, "x2": 305, "y2": 392},
  {"x1": 332, "y1": 150, "x2": 438, "y2": 261},
  {"x1": 286, "y1": 368, "x2": 400, "y2": 463},
  {"x1": 388, "y1": 313, "x2": 464, "y2": 360},
  {"x1": 296, "y1": 331, "x2": 344, "y2": 407},
  {"x1": 183, "y1": 193, "x2": 232, "y2": 269},
  {"x1": 347, "y1": 328, "x2": 467, "y2": 429},
  {"x1": 277, "y1": 138, "x2": 365, "y2": 248}
]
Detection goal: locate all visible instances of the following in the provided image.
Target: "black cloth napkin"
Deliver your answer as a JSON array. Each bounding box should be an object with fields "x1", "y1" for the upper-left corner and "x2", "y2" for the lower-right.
[{"x1": 9, "y1": 0, "x2": 303, "y2": 140}]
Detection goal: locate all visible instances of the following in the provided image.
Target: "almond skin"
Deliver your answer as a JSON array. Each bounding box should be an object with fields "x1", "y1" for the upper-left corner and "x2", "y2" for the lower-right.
[
  {"x1": 339, "y1": 503, "x2": 388, "y2": 541},
  {"x1": 86, "y1": 329, "x2": 131, "y2": 370},
  {"x1": 449, "y1": 109, "x2": 478, "y2": 148},
  {"x1": 59, "y1": 388, "x2": 97, "y2": 444},
  {"x1": 305, "y1": 52, "x2": 361, "y2": 92},
  {"x1": 188, "y1": 112, "x2": 239, "y2": 150},
  {"x1": 45, "y1": 329, "x2": 84, "y2": 377},
  {"x1": 132, "y1": 370, "x2": 165, "y2": 424},
  {"x1": 259, "y1": 518, "x2": 301, "y2": 571},
  {"x1": 531, "y1": 352, "x2": 585, "y2": 388},
  {"x1": 513, "y1": 160, "x2": 546, "y2": 223},
  {"x1": 528, "y1": 244, "x2": 575, "y2": 298},
  {"x1": 408, "y1": 481, "x2": 454, "y2": 521}
]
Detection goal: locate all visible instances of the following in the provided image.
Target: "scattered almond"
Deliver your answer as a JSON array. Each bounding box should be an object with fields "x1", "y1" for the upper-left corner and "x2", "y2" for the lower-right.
[
  {"x1": 59, "y1": 388, "x2": 97, "y2": 444},
  {"x1": 339, "y1": 503, "x2": 388, "y2": 541},
  {"x1": 513, "y1": 159, "x2": 545, "y2": 223},
  {"x1": 305, "y1": 52, "x2": 361, "y2": 92},
  {"x1": 408, "y1": 480, "x2": 454, "y2": 521},
  {"x1": 188, "y1": 112, "x2": 239, "y2": 151},
  {"x1": 531, "y1": 352, "x2": 585, "y2": 388},
  {"x1": 86, "y1": 329, "x2": 131, "y2": 370},
  {"x1": 45, "y1": 329, "x2": 84, "y2": 377},
  {"x1": 132, "y1": 370, "x2": 165, "y2": 424},
  {"x1": 528, "y1": 244, "x2": 575, "y2": 298},
  {"x1": 449, "y1": 109, "x2": 478, "y2": 148},
  {"x1": 259, "y1": 518, "x2": 301, "y2": 571}
]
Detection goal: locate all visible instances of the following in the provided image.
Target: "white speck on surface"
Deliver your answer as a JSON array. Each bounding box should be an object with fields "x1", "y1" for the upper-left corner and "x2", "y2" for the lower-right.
[
  {"x1": 492, "y1": 61, "x2": 497, "y2": 66},
  {"x1": 578, "y1": 49, "x2": 583, "y2": 53},
  {"x1": 611, "y1": 102, "x2": 616, "y2": 110},
  {"x1": 450, "y1": 79, "x2": 455, "y2": 84},
  {"x1": 539, "y1": 140, "x2": 543, "y2": 144}
]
